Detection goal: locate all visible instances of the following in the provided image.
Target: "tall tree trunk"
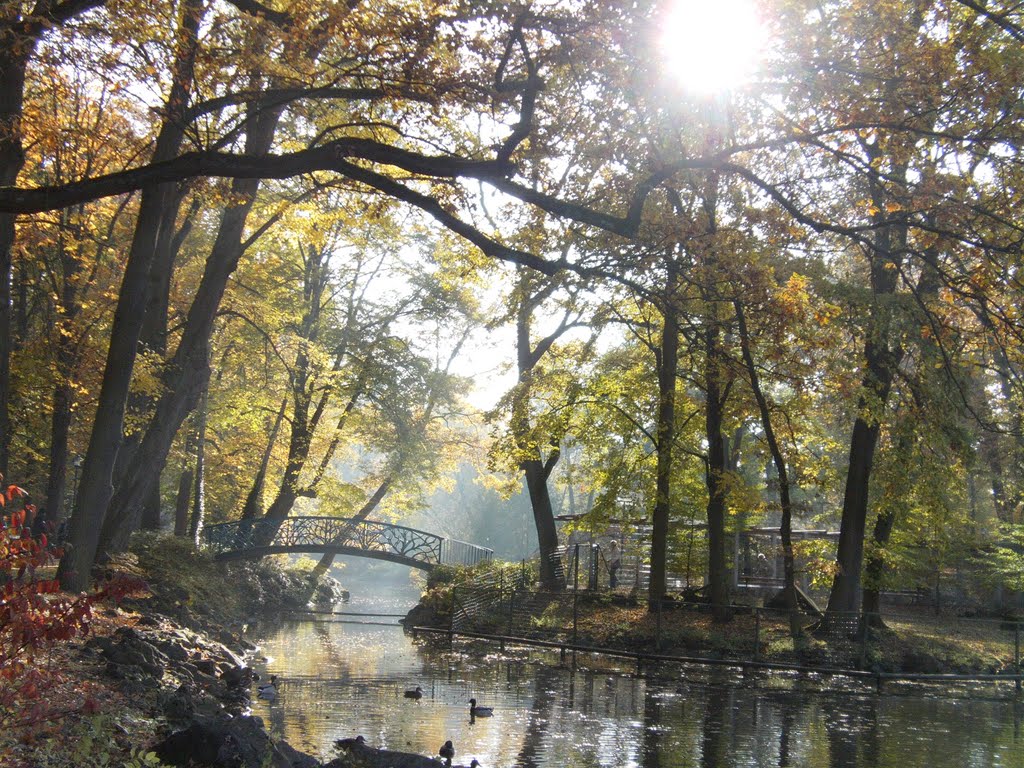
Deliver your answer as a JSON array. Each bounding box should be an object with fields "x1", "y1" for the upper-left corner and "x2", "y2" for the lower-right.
[
  {"x1": 263, "y1": 390, "x2": 311, "y2": 523},
  {"x1": 173, "y1": 446, "x2": 194, "y2": 537},
  {"x1": 188, "y1": 381, "x2": 208, "y2": 546},
  {"x1": 862, "y1": 237, "x2": 939, "y2": 625},
  {"x1": 259, "y1": 246, "x2": 333, "y2": 530},
  {"x1": 510, "y1": 272, "x2": 574, "y2": 592},
  {"x1": 735, "y1": 300, "x2": 801, "y2": 638},
  {"x1": 982, "y1": 429, "x2": 1010, "y2": 523},
  {"x1": 0, "y1": 19, "x2": 33, "y2": 477},
  {"x1": 701, "y1": 267, "x2": 731, "y2": 618},
  {"x1": 58, "y1": 0, "x2": 205, "y2": 591},
  {"x1": 44, "y1": 223, "x2": 86, "y2": 523},
  {"x1": 704, "y1": 337, "x2": 731, "y2": 621},
  {"x1": 240, "y1": 398, "x2": 288, "y2": 520},
  {"x1": 649, "y1": 260, "x2": 679, "y2": 608},
  {"x1": 44, "y1": 376, "x2": 73, "y2": 523},
  {"x1": 113, "y1": 190, "x2": 192, "y2": 529},
  {"x1": 261, "y1": 345, "x2": 317, "y2": 525},
  {"x1": 138, "y1": 208, "x2": 191, "y2": 535},
  {"x1": 522, "y1": 457, "x2": 563, "y2": 589},
  {"x1": 95, "y1": 98, "x2": 286, "y2": 558},
  {"x1": 990, "y1": 356, "x2": 1024, "y2": 522},
  {"x1": 825, "y1": 415, "x2": 886, "y2": 621},
  {"x1": 820, "y1": 144, "x2": 908, "y2": 630},
  {"x1": 861, "y1": 502, "x2": 897, "y2": 623},
  {"x1": 821, "y1": 320, "x2": 902, "y2": 627}
]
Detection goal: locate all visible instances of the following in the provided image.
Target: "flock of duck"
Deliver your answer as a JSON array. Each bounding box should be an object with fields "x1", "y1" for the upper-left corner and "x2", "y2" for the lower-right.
[{"x1": 255, "y1": 676, "x2": 492, "y2": 767}]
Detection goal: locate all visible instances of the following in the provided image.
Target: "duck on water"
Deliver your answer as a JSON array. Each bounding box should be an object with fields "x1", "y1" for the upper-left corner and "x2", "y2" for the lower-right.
[
  {"x1": 256, "y1": 675, "x2": 277, "y2": 700},
  {"x1": 468, "y1": 698, "x2": 492, "y2": 718}
]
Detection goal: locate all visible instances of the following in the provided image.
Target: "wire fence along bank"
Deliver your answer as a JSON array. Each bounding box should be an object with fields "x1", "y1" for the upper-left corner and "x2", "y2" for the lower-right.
[{"x1": 427, "y1": 568, "x2": 1024, "y2": 692}]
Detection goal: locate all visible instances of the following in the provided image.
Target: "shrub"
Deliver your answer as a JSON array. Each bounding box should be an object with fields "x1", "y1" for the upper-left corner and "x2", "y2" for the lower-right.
[{"x1": 0, "y1": 479, "x2": 143, "y2": 740}]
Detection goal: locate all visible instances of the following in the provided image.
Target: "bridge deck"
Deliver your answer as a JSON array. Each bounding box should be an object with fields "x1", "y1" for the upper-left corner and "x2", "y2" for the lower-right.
[{"x1": 203, "y1": 516, "x2": 493, "y2": 570}]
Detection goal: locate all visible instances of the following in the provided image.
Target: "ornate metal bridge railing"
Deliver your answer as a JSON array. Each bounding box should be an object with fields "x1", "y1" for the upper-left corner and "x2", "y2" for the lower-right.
[{"x1": 203, "y1": 516, "x2": 493, "y2": 570}]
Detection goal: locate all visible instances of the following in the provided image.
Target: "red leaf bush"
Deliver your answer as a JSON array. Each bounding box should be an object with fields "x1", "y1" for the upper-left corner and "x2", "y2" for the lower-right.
[{"x1": 0, "y1": 476, "x2": 145, "y2": 734}]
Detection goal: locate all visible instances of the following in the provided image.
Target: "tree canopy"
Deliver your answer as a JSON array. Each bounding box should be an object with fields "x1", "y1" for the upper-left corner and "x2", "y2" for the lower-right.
[{"x1": 0, "y1": 0, "x2": 1021, "y2": 628}]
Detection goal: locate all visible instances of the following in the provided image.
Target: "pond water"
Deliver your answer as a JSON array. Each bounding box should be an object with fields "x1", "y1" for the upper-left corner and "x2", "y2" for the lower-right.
[{"x1": 250, "y1": 593, "x2": 1024, "y2": 768}]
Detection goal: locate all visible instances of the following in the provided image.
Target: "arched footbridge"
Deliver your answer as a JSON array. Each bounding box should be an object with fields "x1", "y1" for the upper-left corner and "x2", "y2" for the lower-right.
[{"x1": 203, "y1": 516, "x2": 493, "y2": 571}]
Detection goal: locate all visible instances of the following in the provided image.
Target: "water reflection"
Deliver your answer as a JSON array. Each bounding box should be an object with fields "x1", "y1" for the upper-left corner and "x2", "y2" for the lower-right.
[
  {"x1": 250, "y1": 613, "x2": 1023, "y2": 767},
  {"x1": 776, "y1": 700, "x2": 797, "y2": 768}
]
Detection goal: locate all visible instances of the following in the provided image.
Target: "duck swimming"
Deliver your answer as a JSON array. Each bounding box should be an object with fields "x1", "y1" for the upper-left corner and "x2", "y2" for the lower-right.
[
  {"x1": 404, "y1": 685, "x2": 424, "y2": 699},
  {"x1": 439, "y1": 739, "x2": 455, "y2": 765},
  {"x1": 468, "y1": 698, "x2": 493, "y2": 717},
  {"x1": 257, "y1": 675, "x2": 278, "y2": 699}
]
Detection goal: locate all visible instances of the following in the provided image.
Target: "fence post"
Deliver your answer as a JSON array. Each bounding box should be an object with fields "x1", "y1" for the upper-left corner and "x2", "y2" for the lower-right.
[
  {"x1": 1015, "y1": 622, "x2": 1021, "y2": 694},
  {"x1": 858, "y1": 613, "x2": 869, "y2": 669},
  {"x1": 507, "y1": 588, "x2": 515, "y2": 637},
  {"x1": 448, "y1": 587, "x2": 456, "y2": 646},
  {"x1": 656, "y1": 597, "x2": 663, "y2": 651},
  {"x1": 589, "y1": 544, "x2": 599, "y2": 590},
  {"x1": 573, "y1": 544, "x2": 580, "y2": 647},
  {"x1": 753, "y1": 607, "x2": 761, "y2": 662}
]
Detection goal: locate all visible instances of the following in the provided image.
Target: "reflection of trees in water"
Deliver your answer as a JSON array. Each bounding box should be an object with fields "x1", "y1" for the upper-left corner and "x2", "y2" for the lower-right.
[
  {"x1": 700, "y1": 686, "x2": 732, "y2": 768},
  {"x1": 1017, "y1": 699, "x2": 1023, "y2": 743},
  {"x1": 254, "y1": 621, "x2": 354, "y2": 751},
  {"x1": 640, "y1": 685, "x2": 661, "y2": 768},
  {"x1": 253, "y1": 624, "x2": 1024, "y2": 767},
  {"x1": 264, "y1": 684, "x2": 289, "y2": 740},
  {"x1": 313, "y1": 619, "x2": 355, "y2": 677},
  {"x1": 859, "y1": 697, "x2": 880, "y2": 768},
  {"x1": 762, "y1": 691, "x2": 811, "y2": 768},
  {"x1": 513, "y1": 667, "x2": 653, "y2": 767},
  {"x1": 823, "y1": 695, "x2": 875, "y2": 768},
  {"x1": 777, "y1": 702, "x2": 797, "y2": 767},
  {"x1": 513, "y1": 665, "x2": 561, "y2": 768}
]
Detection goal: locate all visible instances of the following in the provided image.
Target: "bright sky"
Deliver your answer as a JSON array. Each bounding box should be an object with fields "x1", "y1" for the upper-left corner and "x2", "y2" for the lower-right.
[{"x1": 658, "y1": 0, "x2": 768, "y2": 93}]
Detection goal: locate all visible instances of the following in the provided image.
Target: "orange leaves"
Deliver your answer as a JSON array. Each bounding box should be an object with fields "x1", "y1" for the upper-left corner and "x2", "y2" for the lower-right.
[
  {"x1": 34, "y1": 579, "x2": 60, "y2": 595},
  {"x1": 0, "y1": 481, "x2": 29, "y2": 508},
  {"x1": 776, "y1": 272, "x2": 810, "y2": 315}
]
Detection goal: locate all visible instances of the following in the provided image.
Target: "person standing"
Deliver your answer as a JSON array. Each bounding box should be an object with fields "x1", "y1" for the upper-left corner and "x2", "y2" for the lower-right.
[{"x1": 608, "y1": 540, "x2": 621, "y2": 589}]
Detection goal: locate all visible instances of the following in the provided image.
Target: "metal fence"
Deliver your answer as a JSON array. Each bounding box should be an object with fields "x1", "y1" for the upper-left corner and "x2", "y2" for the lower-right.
[
  {"x1": 439, "y1": 537, "x2": 494, "y2": 567},
  {"x1": 441, "y1": 580, "x2": 1024, "y2": 687}
]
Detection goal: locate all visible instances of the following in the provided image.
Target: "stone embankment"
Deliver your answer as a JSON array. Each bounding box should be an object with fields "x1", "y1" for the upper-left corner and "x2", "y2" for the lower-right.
[
  {"x1": 83, "y1": 613, "x2": 321, "y2": 768},
  {"x1": 90, "y1": 612, "x2": 440, "y2": 768}
]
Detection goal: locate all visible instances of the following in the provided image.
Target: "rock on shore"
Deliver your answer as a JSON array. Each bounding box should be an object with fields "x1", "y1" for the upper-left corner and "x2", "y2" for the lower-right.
[{"x1": 86, "y1": 614, "x2": 323, "y2": 767}]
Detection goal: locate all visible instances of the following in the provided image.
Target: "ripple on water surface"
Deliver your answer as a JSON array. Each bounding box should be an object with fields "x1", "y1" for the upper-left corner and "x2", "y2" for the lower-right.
[{"x1": 250, "y1": 613, "x2": 1024, "y2": 768}]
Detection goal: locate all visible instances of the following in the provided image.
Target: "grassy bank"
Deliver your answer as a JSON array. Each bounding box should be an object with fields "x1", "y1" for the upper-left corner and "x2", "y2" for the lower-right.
[
  {"x1": 408, "y1": 563, "x2": 1023, "y2": 679},
  {"x1": 116, "y1": 532, "x2": 346, "y2": 631}
]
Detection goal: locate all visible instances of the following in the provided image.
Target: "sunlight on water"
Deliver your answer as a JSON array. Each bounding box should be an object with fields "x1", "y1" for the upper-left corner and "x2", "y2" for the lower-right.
[{"x1": 249, "y1": 597, "x2": 1024, "y2": 767}]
